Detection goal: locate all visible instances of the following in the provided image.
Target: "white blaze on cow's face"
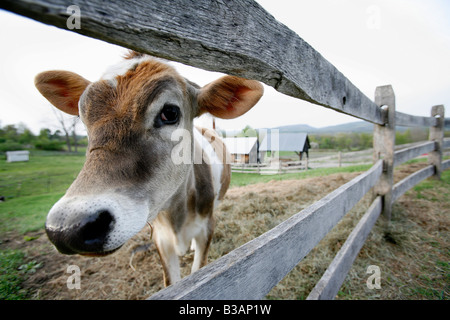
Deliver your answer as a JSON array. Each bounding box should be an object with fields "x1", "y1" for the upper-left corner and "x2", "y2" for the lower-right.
[{"x1": 35, "y1": 52, "x2": 263, "y2": 256}]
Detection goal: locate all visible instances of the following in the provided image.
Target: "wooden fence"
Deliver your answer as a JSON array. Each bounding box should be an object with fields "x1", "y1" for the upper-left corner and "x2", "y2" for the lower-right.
[
  {"x1": 231, "y1": 160, "x2": 308, "y2": 174},
  {"x1": 230, "y1": 149, "x2": 382, "y2": 174},
  {"x1": 3, "y1": 0, "x2": 449, "y2": 300},
  {"x1": 231, "y1": 157, "x2": 342, "y2": 174},
  {"x1": 231, "y1": 142, "x2": 449, "y2": 174}
]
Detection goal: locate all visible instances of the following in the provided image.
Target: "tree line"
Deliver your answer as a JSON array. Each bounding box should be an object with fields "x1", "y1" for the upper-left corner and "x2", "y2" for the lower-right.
[
  {"x1": 1, "y1": 122, "x2": 437, "y2": 154},
  {"x1": 0, "y1": 123, "x2": 87, "y2": 153},
  {"x1": 307, "y1": 128, "x2": 431, "y2": 151}
]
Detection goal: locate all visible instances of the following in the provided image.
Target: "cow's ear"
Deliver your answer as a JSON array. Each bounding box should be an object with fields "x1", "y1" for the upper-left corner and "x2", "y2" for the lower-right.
[
  {"x1": 197, "y1": 75, "x2": 263, "y2": 119},
  {"x1": 35, "y1": 71, "x2": 91, "y2": 116}
]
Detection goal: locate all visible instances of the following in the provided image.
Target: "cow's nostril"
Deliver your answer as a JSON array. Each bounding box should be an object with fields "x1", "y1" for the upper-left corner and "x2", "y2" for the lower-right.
[{"x1": 79, "y1": 210, "x2": 115, "y2": 247}]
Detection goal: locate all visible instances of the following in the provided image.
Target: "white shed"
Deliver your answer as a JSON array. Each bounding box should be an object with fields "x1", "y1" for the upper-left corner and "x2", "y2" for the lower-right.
[{"x1": 6, "y1": 151, "x2": 30, "y2": 162}]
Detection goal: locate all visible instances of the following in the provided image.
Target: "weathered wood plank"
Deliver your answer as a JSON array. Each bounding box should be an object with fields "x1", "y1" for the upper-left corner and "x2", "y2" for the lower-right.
[
  {"x1": 428, "y1": 105, "x2": 445, "y2": 179},
  {"x1": 393, "y1": 141, "x2": 435, "y2": 167},
  {"x1": 373, "y1": 85, "x2": 395, "y2": 220},
  {"x1": 444, "y1": 138, "x2": 450, "y2": 150},
  {"x1": 395, "y1": 112, "x2": 436, "y2": 127},
  {"x1": 392, "y1": 165, "x2": 435, "y2": 202},
  {"x1": 149, "y1": 160, "x2": 383, "y2": 300},
  {"x1": 1, "y1": 0, "x2": 386, "y2": 124},
  {"x1": 306, "y1": 196, "x2": 382, "y2": 300},
  {"x1": 442, "y1": 159, "x2": 450, "y2": 171}
]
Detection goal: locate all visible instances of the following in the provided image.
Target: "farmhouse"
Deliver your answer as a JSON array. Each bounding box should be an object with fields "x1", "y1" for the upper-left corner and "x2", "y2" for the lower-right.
[
  {"x1": 259, "y1": 132, "x2": 311, "y2": 160},
  {"x1": 223, "y1": 137, "x2": 259, "y2": 164}
]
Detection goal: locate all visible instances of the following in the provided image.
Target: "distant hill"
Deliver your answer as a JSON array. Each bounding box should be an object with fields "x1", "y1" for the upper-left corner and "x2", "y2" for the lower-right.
[
  {"x1": 270, "y1": 120, "x2": 450, "y2": 134},
  {"x1": 271, "y1": 121, "x2": 374, "y2": 134},
  {"x1": 225, "y1": 119, "x2": 449, "y2": 137},
  {"x1": 271, "y1": 123, "x2": 318, "y2": 133}
]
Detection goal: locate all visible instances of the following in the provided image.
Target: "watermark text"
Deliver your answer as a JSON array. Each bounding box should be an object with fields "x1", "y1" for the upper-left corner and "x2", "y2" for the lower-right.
[
  {"x1": 66, "y1": 5, "x2": 81, "y2": 30},
  {"x1": 66, "y1": 264, "x2": 81, "y2": 290}
]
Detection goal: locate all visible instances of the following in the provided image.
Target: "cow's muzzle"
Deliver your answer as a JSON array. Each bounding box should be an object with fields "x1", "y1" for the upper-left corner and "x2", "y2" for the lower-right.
[{"x1": 45, "y1": 209, "x2": 118, "y2": 256}]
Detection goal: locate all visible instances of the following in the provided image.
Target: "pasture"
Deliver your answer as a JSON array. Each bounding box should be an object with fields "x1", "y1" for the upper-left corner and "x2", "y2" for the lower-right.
[{"x1": 0, "y1": 151, "x2": 448, "y2": 299}]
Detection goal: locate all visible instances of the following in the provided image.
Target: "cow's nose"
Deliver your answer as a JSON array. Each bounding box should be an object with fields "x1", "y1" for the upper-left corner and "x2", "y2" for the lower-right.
[
  {"x1": 78, "y1": 210, "x2": 114, "y2": 248},
  {"x1": 46, "y1": 210, "x2": 115, "y2": 255}
]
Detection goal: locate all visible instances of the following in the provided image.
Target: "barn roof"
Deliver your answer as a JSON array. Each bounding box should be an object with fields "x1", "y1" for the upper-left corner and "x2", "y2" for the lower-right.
[
  {"x1": 223, "y1": 137, "x2": 258, "y2": 154},
  {"x1": 259, "y1": 132, "x2": 310, "y2": 152}
]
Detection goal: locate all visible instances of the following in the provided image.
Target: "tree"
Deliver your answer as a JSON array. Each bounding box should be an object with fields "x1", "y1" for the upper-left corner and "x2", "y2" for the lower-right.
[
  {"x1": 34, "y1": 127, "x2": 65, "y2": 151},
  {"x1": 2, "y1": 124, "x2": 19, "y2": 142},
  {"x1": 360, "y1": 133, "x2": 372, "y2": 150},
  {"x1": 52, "y1": 108, "x2": 80, "y2": 152},
  {"x1": 237, "y1": 125, "x2": 257, "y2": 137},
  {"x1": 39, "y1": 128, "x2": 51, "y2": 140},
  {"x1": 18, "y1": 129, "x2": 35, "y2": 145},
  {"x1": 0, "y1": 123, "x2": 37, "y2": 152}
]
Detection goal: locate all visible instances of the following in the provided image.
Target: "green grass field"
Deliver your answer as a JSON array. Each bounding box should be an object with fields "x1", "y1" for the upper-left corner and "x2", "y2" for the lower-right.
[
  {"x1": 0, "y1": 151, "x2": 85, "y2": 299},
  {"x1": 0, "y1": 151, "x2": 85, "y2": 234}
]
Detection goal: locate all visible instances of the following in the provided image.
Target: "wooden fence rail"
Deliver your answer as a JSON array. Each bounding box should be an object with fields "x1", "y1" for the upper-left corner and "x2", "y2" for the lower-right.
[
  {"x1": 395, "y1": 111, "x2": 437, "y2": 127},
  {"x1": 1, "y1": 0, "x2": 386, "y2": 125},
  {"x1": 443, "y1": 159, "x2": 450, "y2": 171},
  {"x1": 2, "y1": 0, "x2": 449, "y2": 300},
  {"x1": 393, "y1": 141, "x2": 436, "y2": 167},
  {"x1": 307, "y1": 196, "x2": 382, "y2": 300},
  {"x1": 392, "y1": 165, "x2": 436, "y2": 203},
  {"x1": 444, "y1": 138, "x2": 450, "y2": 150}
]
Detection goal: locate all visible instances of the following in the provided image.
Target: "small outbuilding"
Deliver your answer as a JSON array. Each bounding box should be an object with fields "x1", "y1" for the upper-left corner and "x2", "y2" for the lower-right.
[
  {"x1": 223, "y1": 137, "x2": 259, "y2": 164},
  {"x1": 6, "y1": 150, "x2": 30, "y2": 162},
  {"x1": 259, "y1": 132, "x2": 310, "y2": 160}
]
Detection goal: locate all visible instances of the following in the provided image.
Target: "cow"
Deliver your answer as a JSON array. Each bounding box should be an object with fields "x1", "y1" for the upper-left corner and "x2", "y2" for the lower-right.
[{"x1": 34, "y1": 51, "x2": 263, "y2": 286}]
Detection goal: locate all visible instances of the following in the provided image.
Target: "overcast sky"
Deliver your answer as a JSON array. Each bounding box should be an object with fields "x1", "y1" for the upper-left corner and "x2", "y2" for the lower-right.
[{"x1": 1, "y1": 0, "x2": 449, "y2": 135}]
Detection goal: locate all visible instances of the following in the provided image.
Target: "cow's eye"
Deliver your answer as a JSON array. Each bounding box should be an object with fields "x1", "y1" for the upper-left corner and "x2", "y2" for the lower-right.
[{"x1": 156, "y1": 104, "x2": 180, "y2": 127}]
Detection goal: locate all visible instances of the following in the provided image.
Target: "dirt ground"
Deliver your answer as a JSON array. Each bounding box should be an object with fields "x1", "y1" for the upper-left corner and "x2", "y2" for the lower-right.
[{"x1": 2, "y1": 162, "x2": 448, "y2": 300}]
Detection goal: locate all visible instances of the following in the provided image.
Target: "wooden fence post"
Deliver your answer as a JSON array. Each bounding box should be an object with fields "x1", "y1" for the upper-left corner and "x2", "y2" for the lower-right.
[
  {"x1": 373, "y1": 85, "x2": 395, "y2": 221},
  {"x1": 428, "y1": 105, "x2": 445, "y2": 179}
]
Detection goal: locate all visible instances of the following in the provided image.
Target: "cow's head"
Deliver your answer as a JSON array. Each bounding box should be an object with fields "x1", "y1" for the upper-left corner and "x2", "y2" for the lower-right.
[{"x1": 35, "y1": 52, "x2": 263, "y2": 256}]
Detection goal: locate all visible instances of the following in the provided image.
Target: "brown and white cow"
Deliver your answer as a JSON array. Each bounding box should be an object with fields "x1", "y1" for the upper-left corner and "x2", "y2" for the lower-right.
[{"x1": 34, "y1": 51, "x2": 263, "y2": 286}]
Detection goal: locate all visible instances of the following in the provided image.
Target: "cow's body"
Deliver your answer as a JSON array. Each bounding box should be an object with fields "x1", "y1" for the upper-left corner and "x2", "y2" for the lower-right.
[
  {"x1": 153, "y1": 126, "x2": 231, "y2": 285},
  {"x1": 35, "y1": 52, "x2": 262, "y2": 286}
]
